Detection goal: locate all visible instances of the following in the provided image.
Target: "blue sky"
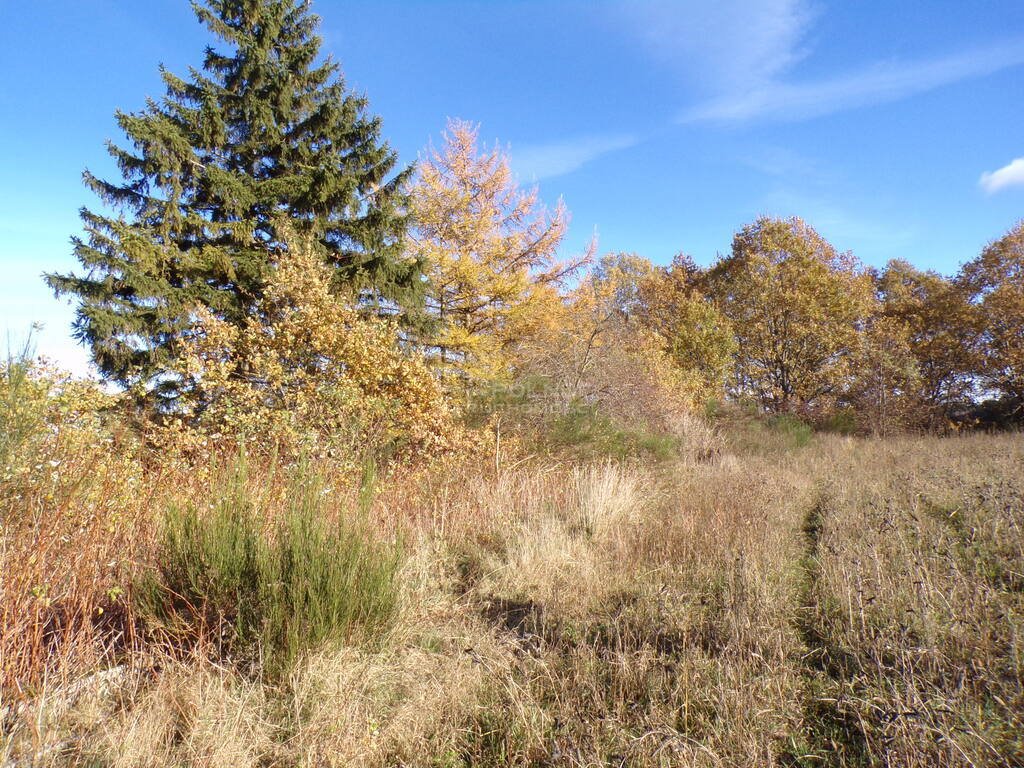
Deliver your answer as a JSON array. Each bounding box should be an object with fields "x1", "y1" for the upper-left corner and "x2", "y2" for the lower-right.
[{"x1": 1, "y1": 0, "x2": 1022, "y2": 375}]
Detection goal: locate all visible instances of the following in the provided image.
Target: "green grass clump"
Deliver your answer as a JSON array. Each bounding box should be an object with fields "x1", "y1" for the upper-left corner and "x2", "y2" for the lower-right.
[
  {"x1": 137, "y1": 457, "x2": 401, "y2": 674},
  {"x1": 547, "y1": 405, "x2": 678, "y2": 460},
  {"x1": 820, "y1": 407, "x2": 858, "y2": 435},
  {"x1": 711, "y1": 404, "x2": 814, "y2": 455},
  {"x1": 766, "y1": 413, "x2": 813, "y2": 447}
]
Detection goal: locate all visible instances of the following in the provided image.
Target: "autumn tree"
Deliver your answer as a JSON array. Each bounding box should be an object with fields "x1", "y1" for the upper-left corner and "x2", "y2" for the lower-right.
[
  {"x1": 589, "y1": 252, "x2": 657, "y2": 319},
  {"x1": 874, "y1": 259, "x2": 978, "y2": 426},
  {"x1": 515, "y1": 266, "x2": 693, "y2": 431},
  {"x1": 705, "y1": 217, "x2": 875, "y2": 415},
  {"x1": 846, "y1": 314, "x2": 922, "y2": 434},
  {"x1": 47, "y1": 0, "x2": 418, "y2": 403},
  {"x1": 959, "y1": 221, "x2": 1024, "y2": 413},
  {"x1": 408, "y1": 120, "x2": 584, "y2": 383},
  {"x1": 637, "y1": 254, "x2": 736, "y2": 402},
  {"x1": 561, "y1": 252, "x2": 734, "y2": 406}
]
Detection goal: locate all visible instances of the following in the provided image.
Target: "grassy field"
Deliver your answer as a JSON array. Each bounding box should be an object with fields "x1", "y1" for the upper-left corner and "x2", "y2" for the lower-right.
[{"x1": 2, "y1": 419, "x2": 1022, "y2": 767}]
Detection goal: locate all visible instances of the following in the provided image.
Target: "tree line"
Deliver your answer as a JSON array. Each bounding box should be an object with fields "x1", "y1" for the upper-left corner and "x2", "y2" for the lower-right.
[{"x1": 47, "y1": 0, "x2": 1023, "y2": 454}]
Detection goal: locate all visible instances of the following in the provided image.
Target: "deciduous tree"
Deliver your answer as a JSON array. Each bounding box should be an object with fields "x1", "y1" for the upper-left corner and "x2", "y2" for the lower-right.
[
  {"x1": 846, "y1": 315, "x2": 922, "y2": 434},
  {"x1": 705, "y1": 217, "x2": 875, "y2": 415},
  {"x1": 959, "y1": 221, "x2": 1024, "y2": 411},
  {"x1": 874, "y1": 259, "x2": 977, "y2": 426},
  {"x1": 575, "y1": 252, "x2": 735, "y2": 405},
  {"x1": 408, "y1": 120, "x2": 583, "y2": 383},
  {"x1": 515, "y1": 273, "x2": 693, "y2": 431},
  {"x1": 170, "y1": 224, "x2": 451, "y2": 462},
  {"x1": 638, "y1": 254, "x2": 736, "y2": 402}
]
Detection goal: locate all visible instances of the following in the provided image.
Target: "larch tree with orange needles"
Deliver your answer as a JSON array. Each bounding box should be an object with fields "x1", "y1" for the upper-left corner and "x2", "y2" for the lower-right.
[{"x1": 408, "y1": 119, "x2": 586, "y2": 384}]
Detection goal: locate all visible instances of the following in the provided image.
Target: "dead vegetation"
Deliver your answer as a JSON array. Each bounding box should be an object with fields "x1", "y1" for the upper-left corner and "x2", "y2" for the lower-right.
[{"x1": 2, "y1": 419, "x2": 1022, "y2": 767}]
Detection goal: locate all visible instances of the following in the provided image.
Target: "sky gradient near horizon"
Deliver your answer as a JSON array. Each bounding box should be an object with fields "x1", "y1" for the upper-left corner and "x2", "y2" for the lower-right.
[{"x1": 2, "y1": 0, "x2": 1022, "y2": 375}]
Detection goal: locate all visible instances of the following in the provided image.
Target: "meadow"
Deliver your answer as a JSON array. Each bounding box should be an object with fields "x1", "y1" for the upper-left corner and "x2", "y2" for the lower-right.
[{"x1": 3, "y1": 389, "x2": 1021, "y2": 767}]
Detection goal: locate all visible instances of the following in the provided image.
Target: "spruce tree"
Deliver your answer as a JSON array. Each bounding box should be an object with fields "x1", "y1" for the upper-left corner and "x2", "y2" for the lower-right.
[{"x1": 47, "y1": 0, "x2": 420, "y2": 400}]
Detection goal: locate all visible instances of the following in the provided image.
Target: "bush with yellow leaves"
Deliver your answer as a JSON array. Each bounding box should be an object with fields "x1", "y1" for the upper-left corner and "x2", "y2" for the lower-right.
[
  {"x1": 1, "y1": 350, "x2": 129, "y2": 512},
  {"x1": 166, "y1": 227, "x2": 457, "y2": 466}
]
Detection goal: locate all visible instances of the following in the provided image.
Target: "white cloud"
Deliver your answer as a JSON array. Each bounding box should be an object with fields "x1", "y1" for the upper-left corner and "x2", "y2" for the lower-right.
[
  {"x1": 685, "y1": 41, "x2": 1024, "y2": 123},
  {"x1": 615, "y1": 1, "x2": 1024, "y2": 124},
  {"x1": 511, "y1": 134, "x2": 638, "y2": 181},
  {"x1": 979, "y1": 157, "x2": 1024, "y2": 195},
  {"x1": 618, "y1": 0, "x2": 816, "y2": 94}
]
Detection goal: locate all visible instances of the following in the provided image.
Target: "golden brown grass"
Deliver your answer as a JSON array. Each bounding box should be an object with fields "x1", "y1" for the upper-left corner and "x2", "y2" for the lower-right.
[
  {"x1": 2, "y1": 422, "x2": 1022, "y2": 767},
  {"x1": 801, "y1": 434, "x2": 1024, "y2": 766}
]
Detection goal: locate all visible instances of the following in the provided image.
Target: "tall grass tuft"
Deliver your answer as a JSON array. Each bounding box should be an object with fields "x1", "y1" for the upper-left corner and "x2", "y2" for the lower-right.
[{"x1": 137, "y1": 456, "x2": 401, "y2": 674}]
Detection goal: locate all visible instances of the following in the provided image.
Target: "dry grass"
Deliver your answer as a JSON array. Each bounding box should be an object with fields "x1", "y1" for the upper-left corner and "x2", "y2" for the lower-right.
[
  {"x1": 0, "y1": 432, "x2": 148, "y2": 698},
  {"x1": 801, "y1": 434, "x2": 1024, "y2": 766},
  {"x1": 2, "y1": 419, "x2": 1022, "y2": 766}
]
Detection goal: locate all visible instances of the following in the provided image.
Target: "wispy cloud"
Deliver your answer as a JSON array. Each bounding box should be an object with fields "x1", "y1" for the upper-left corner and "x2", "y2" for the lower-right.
[
  {"x1": 615, "y1": 1, "x2": 1024, "y2": 124},
  {"x1": 979, "y1": 157, "x2": 1024, "y2": 195},
  {"x1": 760, "y1": 188, "x2": 918, "y2": 260},
  {"x1": 740, "y1": 145, "x2": 828, "y2": 183},
  {"x1": 511, "y1": 134, "x2": 638, "y2": 181},
  {"x1": 685, "y1": 41, "x2": 1024, "y2": 123},
  {"x1": 618, "y1": 0, "x2": 816, "y2": 95}
]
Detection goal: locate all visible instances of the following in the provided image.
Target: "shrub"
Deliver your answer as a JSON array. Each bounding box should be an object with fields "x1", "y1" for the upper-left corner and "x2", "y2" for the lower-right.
[
  {"x1": 821, "y1": 407, "x2": 858, "y2": 435},
  {"x1": 0, "y1": 338, "x2": 46, "y2": 472},
  {"x1": 161, "y1": 225, "x2": 458, "y2": 467},
  {"x1": 137, "y1": 458, "x2": 401, "y2": 674},
  {"x1": 1, "y1": 351, "x2": 140, "y2": 696},
  {"x1": 1, "y1": 343, "x2": 118, "y2": 492},
  {"x1": 710, "y1": 404, "x2": 814, "y2": 456}
]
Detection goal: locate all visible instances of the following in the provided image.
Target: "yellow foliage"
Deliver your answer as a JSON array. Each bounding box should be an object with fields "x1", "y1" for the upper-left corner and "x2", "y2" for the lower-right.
[
  {"x1": 541, "y1": 252, "x2": 735, "y2": 411},
  {"x1": 515, "y1": 265, "x2": 696, "y2": 429},
  {"x1": 409, "y1": 119, "x2": 586, "y2": 384},
  {"x1": 875, "y1": 259, "x2": 977, "y2": 425},
  {"x1": 706, "y1": 217, "x2": 876, "y2": 415},
  {"x1": 1, "y1": 356, "x2": 124, "y2": 489},
  {"x1": 960, "y1": 220, "x2": 1024, "y2": 404},
  {"x1": 167, "y1": 225, "x2": 457, "y2": 464},
  {"x1": 635, "y1": 253, "x2": 737, "y2": 402},
  {"x1": 847, "y1": 314, "x2": 923, "y2": 434},
  {"x1": 0, "y1": 358, "x2": 144, "y2": 693}
]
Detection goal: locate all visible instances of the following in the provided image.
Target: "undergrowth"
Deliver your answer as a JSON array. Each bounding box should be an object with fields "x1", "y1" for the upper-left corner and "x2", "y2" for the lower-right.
[
  {"x1": 136, "y1": 457, "x2": 401, "y2": 675},
  {"x1": 546, "y1": 405, "x2": 679, "y2": 460}
]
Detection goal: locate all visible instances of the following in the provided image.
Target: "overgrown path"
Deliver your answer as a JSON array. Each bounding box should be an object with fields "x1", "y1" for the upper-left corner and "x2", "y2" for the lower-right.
[
  {"x1": 785, "y1": 489, "x2": 872, "y2": 766},
  {"x1": 773, "y1": 437, "x2": 1024, "y2": 768},
  {"x1": 639, "y1": 433, "x2": 1023, "y2": 766}
]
